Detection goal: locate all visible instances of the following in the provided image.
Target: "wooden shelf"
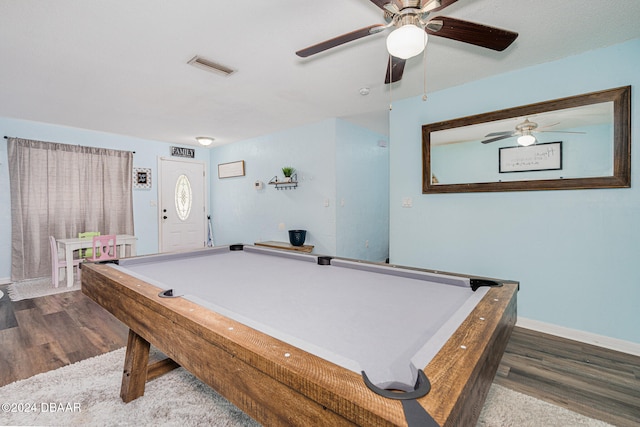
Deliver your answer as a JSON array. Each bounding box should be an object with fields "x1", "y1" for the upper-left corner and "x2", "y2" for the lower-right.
[
  {"x1": 254, "y1": 241, "x2": 313, "y2": 253},
  {"x1": 268, "y1": 174, "x2": 298, "y2": 190}
]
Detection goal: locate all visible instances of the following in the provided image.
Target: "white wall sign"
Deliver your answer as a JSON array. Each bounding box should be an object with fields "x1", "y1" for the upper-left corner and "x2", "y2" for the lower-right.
[
  {"x1": 499, "y1": 142, "x2": 562, "y2": 173},
  {"x1": 218, "y1": 160, "x2": 245, "y2": 179}
]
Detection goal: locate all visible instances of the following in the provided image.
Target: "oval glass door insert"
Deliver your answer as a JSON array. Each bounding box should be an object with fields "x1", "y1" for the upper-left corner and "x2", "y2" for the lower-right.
[{"x1": 175, "y1": 174, "x2": 192, "y2": 221}]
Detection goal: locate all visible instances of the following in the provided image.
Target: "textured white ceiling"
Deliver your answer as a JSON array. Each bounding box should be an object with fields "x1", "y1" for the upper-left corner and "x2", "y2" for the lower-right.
[{"x1": 0, "y1": 0, "x2": 639, "y2": 147}]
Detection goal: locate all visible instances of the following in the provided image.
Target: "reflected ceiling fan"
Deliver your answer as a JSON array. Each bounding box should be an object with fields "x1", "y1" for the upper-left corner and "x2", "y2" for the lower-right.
[
  {"x1": 482, "y1": 118, "x2": 586, "y2": 146},
  {"x1": 296, "y1": 0, "x2": 518, "y2": 84}
]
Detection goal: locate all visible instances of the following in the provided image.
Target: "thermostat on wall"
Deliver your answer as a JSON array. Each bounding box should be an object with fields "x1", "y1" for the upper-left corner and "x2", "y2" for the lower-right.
[{"x1": 254, "y1": 180, "x2": 264, "y2": 190}]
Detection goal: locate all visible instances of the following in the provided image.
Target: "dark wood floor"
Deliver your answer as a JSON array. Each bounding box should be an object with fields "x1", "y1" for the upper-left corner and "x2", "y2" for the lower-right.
[
  {"x1": 0, "y1": 284, "x2": 128, "y2": 386},
  {"x1": 494, "y1": 327, "x2": 640, "y2": 427},
  {"x1": 1, "y1": 284, "x2": 638, "y2": 426}
]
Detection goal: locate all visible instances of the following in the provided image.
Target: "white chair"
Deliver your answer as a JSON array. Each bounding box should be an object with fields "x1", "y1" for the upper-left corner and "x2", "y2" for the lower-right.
[{"x1": 49, "y1": 236, "x2": 82, "y2": 288}]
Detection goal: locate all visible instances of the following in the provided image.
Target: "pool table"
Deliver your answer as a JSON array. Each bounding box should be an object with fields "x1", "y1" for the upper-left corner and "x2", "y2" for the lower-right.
[{"x1": 81, "y1": 245, "x2": 517, "y2": 426}]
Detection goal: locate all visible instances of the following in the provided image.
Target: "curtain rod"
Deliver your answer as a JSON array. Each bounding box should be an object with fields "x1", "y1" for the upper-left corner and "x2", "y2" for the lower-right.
[{"x1": 4, "y1": 135, "x2": 135, "y2": 153}]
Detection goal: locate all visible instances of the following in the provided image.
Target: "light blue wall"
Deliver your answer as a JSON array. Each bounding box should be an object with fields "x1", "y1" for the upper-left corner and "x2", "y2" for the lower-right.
[
  {"x1": 0, "y1": 117, "x2": 211, "y2": 281},
  {"x1": 389, "y1": 38, "x2": 640, "y2": 344},
  {"x1": 210, "y1": 119, "x2": 338, "y2": 255},
  {"x1": 336, "y1": 119, "x2": 389, "y2": 262},
  {"x1": 209, "y1": 118, "x2": 389, "y2": 260}
]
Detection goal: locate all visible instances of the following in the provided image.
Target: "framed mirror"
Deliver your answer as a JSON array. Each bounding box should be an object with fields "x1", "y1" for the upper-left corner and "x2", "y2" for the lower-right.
[{"x1": 422, "y1": 86, "x2": 631, "y2": 193}]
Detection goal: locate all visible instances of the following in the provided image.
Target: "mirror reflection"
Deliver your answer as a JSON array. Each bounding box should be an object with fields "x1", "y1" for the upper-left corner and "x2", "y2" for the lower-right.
[
  {"x1": 430, "y1": 102, "x2": 614, "y2": 185},
  {"x1": 422, "y1": 86, "x2": 630, "y2": 193}
]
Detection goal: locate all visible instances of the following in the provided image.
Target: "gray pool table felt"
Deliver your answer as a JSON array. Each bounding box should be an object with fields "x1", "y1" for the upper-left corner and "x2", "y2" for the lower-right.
[{"x1": 115, "y1": 246, "x2": 488, "y2": 391}]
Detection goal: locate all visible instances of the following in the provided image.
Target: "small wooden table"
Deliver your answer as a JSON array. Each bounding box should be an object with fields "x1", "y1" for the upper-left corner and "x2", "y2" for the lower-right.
[
  {"x1": 57, "y1": 234, "x2": 137, "y2": 288},
  {"x1": 254, "y1": 240, "x2": 314, "y2": 253}
]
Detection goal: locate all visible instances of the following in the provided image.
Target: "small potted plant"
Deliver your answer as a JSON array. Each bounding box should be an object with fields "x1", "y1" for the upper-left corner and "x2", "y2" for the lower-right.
[{"x1": 282, "y1": 166, "x2": 295, "y2": 182}]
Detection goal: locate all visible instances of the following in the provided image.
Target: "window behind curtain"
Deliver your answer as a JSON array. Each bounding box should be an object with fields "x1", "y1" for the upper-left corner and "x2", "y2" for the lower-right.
[{"x1": 7, "y1": 137, "x2": 134, "y2": 281}]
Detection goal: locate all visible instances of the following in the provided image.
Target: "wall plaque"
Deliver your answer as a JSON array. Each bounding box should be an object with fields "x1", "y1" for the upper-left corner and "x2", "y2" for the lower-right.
[
  {"x1": 133, "y1": 167, "x2": 152, "y2": 189},
  {"x1": 218, "y1": 160, "x2": 245, "y2": 178},
  {"x1": 171, "y1": 146, "x2": 195, "y2": 158}
]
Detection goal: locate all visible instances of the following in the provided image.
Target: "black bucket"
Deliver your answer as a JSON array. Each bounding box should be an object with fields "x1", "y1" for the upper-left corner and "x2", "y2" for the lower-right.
[{"x1": 288, "y1": 230, "x2": 307, "y2": 246}]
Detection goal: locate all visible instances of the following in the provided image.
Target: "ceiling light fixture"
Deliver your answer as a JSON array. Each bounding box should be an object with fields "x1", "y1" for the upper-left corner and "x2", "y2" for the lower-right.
[
  {"x1": 517, "y1": 134, "x2": 536, "y2": 146},
  {"x1": 196, "y1": 137, "x2": 214, "y2": 146},
  {"x1": 386, "y1": 24, "x2": 428, "y2": 60}
]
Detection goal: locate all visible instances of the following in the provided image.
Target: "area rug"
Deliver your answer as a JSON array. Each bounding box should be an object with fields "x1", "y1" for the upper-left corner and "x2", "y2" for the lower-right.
[
  {"x1": 7, "y1": 277, "x2": 81, "y2": 301},
  {"x1": 0, "y1": 348, "x2": 613, "y2": 427}
]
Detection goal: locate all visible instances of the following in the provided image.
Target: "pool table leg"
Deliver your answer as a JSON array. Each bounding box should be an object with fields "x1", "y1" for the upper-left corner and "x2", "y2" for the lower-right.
[
  {"x1": 119, "y1": 329, "x2": 181, "y2": 403},
  {"x1": 120, "y1": 329, "x2": 151, "y2": 403}
]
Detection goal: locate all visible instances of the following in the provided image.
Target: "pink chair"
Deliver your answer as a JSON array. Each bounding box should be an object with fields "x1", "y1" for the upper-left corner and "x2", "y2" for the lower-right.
[
  {"x1": 88, "y1": 235, "x2": 118, "y2": 261},
  {"x1": 49, "y1": 236, "x2": 82, "y2": 288}
]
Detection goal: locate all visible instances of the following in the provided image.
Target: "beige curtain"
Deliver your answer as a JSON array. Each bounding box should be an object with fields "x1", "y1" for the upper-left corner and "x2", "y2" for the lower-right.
[{"x1": 8, "y1": 137, "x2": 134, "y2": 281}]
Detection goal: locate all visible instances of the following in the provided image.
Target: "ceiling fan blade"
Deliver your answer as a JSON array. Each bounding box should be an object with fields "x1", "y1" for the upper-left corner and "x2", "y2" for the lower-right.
[
  {"x1": 385, "y1": 56, "x2": 406, "y2": 84},
  {"x1": 538, "y1": 130, "x2": 586, "y2": 134},
  {"x1": 425, "y1": 16, "x2": 518, "y2": 51},
  {"x1": 537, "y1": 122, "x2": 586, "y2": 134},
  {"x1": 421, "y1": 0, "x2": 459, "y2": 13},
  {"x1": 484, "y1": 130, "x2": 514, "y2": 137},
  {"x1": 539, "y1": 122, "x2": 561, "y2": 129},
  {"x1": 296, "y1": 25, "x2": 386, "y2": 57},
  {"x1": 369, "y1": 0, "x2": 403, "y2": 11},
  {"x1": 482, "y1": 133, "x2": 515, "y2": 144}
]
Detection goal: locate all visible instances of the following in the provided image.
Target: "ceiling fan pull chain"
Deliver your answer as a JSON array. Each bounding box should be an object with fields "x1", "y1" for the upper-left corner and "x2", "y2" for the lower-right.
[
  {"x1": 422, "y1": 41, "x2": 428, "y2": 101},
  {"x1": 389, "y1": 55, "x2": 393, "y2": 111}
]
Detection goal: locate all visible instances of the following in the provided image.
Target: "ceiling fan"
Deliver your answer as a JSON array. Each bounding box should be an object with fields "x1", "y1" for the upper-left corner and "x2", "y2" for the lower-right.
[
  {"x1": 295, "y1": 0, "x2": 518, "y2": 84},
  {"x1": 482, "y1": 118, "x2": 586, "y2": 146}
]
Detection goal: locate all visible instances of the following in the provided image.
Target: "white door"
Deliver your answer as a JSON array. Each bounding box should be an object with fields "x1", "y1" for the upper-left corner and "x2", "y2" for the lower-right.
[{"x1": 159, "y1": 158, "x2": 206, "y2": 253}]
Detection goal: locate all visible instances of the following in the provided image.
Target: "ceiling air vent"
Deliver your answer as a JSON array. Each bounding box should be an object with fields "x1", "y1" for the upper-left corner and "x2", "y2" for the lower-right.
[{"x1": 187, "y1": 55, "x2": 236, "y2": 77}]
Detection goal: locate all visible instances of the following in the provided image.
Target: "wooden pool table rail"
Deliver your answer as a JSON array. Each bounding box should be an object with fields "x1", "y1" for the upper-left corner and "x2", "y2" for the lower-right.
[{"x1": 81, "y1": 258, "x2": 517, "y2": 427}]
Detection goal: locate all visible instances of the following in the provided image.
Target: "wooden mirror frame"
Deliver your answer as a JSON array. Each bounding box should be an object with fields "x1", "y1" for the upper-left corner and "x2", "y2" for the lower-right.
[{"x1": 422, "y1": 86, "x2": 631, "y2": 193}]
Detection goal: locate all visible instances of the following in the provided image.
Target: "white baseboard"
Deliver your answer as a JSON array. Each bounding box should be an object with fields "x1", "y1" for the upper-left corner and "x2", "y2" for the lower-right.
[
  {"x1": 517, "y1": 317, "x2": 640, "y2": 357},
  {"x1": 0, "y1": 277, "x2": 11, "y2": 285}
]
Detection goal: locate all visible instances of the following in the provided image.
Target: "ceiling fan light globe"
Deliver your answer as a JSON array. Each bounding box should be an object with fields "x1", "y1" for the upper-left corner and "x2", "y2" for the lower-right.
[
  {"x1": 386, "y1": 24, "x2": 427, "y2": 60},
  {"x1": 517, "y1": 134, "x2": 536, "y2": 146}
]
